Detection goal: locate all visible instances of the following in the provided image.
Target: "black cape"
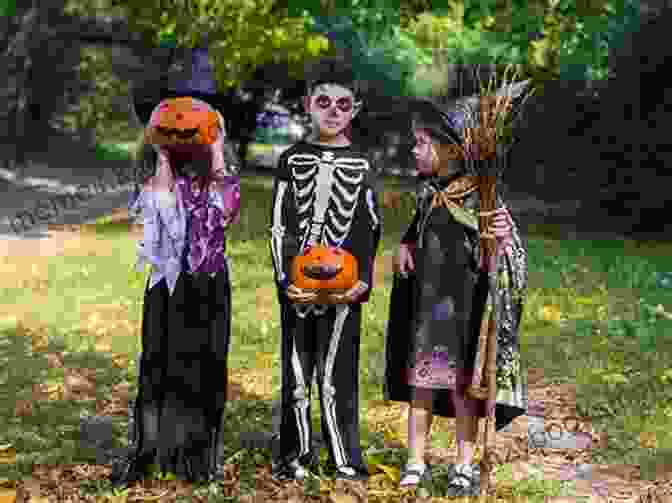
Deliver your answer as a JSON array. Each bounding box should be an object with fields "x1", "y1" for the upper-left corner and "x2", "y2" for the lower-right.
[{"x1": 383, "y1": 174, "x2": 528, "y2": 431}]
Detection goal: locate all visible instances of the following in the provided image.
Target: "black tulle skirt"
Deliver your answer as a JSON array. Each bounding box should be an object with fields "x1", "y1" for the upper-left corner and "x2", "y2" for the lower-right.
[{"x1": 113, "y1": 265, "x2": 231, "y2": 484}]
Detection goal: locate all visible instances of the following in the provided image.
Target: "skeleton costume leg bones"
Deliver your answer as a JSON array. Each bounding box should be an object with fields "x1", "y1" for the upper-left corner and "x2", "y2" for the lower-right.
[{"x1": 270, "y1": 146, "x2": 380, "y2": 480}]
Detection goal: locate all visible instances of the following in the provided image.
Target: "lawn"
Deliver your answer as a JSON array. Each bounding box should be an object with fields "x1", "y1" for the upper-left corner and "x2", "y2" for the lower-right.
[{"x1": 1, "y1": 163, "x2": 672, "y2": 501}]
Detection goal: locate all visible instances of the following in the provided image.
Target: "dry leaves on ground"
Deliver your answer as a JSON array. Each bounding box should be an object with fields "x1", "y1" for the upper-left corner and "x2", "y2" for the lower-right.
[{"x1": 5, "y1": 359, "x2": 672, "y2": 502}]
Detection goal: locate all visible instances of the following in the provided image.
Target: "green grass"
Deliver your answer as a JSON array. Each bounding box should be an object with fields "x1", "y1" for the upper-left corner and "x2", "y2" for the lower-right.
[{"x1": 1, "y1": 151, "x2": 672, "y2": 497}]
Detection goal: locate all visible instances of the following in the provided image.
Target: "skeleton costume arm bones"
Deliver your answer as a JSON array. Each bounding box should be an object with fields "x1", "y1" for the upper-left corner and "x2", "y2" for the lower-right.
[{"x1": 270, "y1": 151, "x2": 302, "y2": 297}]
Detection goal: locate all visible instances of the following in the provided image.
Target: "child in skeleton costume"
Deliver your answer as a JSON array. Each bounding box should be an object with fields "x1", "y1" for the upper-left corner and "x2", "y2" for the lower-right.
[
  {"x1": 111, "y1": 46, "x2": 241, "y2": 486},
  {"x1": 384, "y1": 99, "x2": 528, "y2": 493},
  {"x1": 270, "y1": 58, "x2": 381, "y2": 481}
]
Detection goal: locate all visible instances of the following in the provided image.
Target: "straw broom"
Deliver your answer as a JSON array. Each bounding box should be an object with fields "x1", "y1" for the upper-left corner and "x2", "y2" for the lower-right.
[{"x1": 445, "y1": 65, "x2": 533, "y2": 500}]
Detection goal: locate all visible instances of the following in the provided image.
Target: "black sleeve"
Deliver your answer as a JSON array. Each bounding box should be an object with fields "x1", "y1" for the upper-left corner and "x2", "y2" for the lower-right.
[
  {"x1": 401, "y1": 209, "x2": 421, "y2": 244},
  {"x1": 350, "y1": 180, "x2": 381, "y2": 303},
  {"x1": 269, "y1": 152, "x2": 299, "y2": 292}
]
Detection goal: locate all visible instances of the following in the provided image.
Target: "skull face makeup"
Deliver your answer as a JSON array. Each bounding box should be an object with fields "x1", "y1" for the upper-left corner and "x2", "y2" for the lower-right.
[{"x1": 303, "y1": 84, "x2": 361, "y2": 145}]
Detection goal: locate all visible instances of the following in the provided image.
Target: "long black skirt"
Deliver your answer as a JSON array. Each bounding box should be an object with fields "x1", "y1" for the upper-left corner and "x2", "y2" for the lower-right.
[{"x1": 113, "y1": 266, "x2": 231, "y2": 484}]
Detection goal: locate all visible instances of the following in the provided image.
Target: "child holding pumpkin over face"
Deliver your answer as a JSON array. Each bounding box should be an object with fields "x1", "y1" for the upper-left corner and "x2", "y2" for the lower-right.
[
  {"x1": 384, "y1": 98, "x2": 528, "y2": 495},
  {"x1": 269, "y1": 57, "x2": 381, "y2": 482},
  {"x1": 111, "y1": 46, "x2": 241, "y2": 487}
]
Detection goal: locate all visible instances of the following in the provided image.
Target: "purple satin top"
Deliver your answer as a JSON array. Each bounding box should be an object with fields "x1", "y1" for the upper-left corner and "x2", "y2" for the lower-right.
[{"x1": 130, "y1": 175, "x2": 241, "y2": 295}]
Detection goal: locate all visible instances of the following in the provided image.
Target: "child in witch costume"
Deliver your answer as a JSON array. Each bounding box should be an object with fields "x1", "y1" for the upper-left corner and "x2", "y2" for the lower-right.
[
  {"x1": 111, "y1": 46, "x2": 241, "y2": 486},
  {"x1": 269, "y1": 57, "x2": 381, "y2": 482},
  {"x1": 384, "y1": 99, "x2": 528, "y2": 493}
]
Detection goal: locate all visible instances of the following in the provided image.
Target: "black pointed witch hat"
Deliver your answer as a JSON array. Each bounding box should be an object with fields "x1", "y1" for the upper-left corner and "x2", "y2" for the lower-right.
[{"x1": 132, "y1": 43, "x2": 227, "y2": 125}]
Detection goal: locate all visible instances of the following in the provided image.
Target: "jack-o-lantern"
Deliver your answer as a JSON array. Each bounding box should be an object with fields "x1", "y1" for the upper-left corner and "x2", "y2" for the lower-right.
[
  {"x1": 145, "y1": 97, "x2": 220, "y2": 147},
  {"x1": 292, "y1": 245, "x2": 358, "y2": 300}
]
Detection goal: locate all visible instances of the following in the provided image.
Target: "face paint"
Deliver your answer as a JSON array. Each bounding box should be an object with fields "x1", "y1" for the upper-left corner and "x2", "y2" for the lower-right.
[
  {"x1": 313, "y1": 94, "x2": 355, "y2": 113},
  {"x1": 305, "y1": 84, "x2": 360, "y2": 144}
]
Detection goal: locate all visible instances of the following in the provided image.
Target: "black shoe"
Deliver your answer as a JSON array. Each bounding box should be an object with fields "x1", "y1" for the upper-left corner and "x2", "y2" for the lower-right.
[
  {"x1": 109, "y1": 455, "x2": 142, "y2": 488},
  {"x1": 272, "y1": 458, "x2": 310, "y2": 482},
  {"x1": 335, "y1": 465, "x2": 369, "y2": 482}
]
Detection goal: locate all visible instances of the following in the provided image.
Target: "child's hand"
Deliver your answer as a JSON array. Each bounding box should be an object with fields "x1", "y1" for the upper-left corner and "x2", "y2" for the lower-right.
[
  {"x1": 286, "y1": 283, "x2": 319, "y2": 303},
  {"x1": 394, "y1": 243, "x2": 415, "y2": 276},
  {"x1": 209, "y1": 134, "x2": 229, "y2": 180},
  {"x1": 488, "y1": 207, "x2": 513, "y2": 240},
  {"x1": 489, "y1": 206, "x2": 516, "y2": 257},
  {"x1": 327, "y1": 280, "x2": 369, "y2": 304},
  {"x1": 151, "y1": 147, "x2": 174, "y2": 192}
]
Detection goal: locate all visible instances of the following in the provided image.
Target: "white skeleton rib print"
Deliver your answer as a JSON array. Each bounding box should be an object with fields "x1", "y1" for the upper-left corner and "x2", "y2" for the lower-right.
[
  {"x1": 289, "y1": 151, "x2": 368, "y2": 317},
  {"x1": 289, "y1": 151, "x2": 368, "y2": 251}
]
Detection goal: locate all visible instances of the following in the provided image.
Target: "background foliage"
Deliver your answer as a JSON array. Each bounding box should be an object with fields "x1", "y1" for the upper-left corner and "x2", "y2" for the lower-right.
[{"x1": 63, "y1": 0, "x2": 640, "y2": 92}]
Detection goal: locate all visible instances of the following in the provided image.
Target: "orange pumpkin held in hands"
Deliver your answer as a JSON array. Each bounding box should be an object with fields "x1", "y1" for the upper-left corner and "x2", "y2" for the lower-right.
[
  {"x1": 145, "y1": 97, "x2": 220, "y2": 147},
  {"x1": 292, "y1": 245, "x2": 358, "y2": 301}
]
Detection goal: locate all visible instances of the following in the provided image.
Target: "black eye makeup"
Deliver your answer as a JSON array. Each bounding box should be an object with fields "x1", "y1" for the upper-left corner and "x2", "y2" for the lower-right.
[{"x1": 314, "y1": 95, "x2": 354, "y2": 113}]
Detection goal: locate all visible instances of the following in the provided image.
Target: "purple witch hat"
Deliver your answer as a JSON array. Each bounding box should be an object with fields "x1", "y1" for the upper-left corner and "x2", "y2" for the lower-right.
[{"x1": 132, "y1": 41, "x2": 226, "y2": 125}]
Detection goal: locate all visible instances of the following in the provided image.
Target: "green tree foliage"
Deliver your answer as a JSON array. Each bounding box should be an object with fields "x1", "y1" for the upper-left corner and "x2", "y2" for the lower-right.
[
  {"x1": 0, "y1": 0, "x2": 16, "y2": 17},
  {"x1": 461, "y1": 0, "x2": 640, "y2": 82},
  {"x1": 58, "y1": 46, "x2": 136, "y2": 143},
  {"x1": 88, "y1": 0, "x2": 332, "y2": 87},
  {"x1": 397, "y1": 0, "x2": 641, "y2": 97},
  {"x1": 62, "y1": 0, "x2": 640, "y2": 100}
]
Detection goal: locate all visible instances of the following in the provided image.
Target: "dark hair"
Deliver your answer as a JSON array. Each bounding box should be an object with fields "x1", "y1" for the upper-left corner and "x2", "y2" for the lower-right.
[
  {"x1": 305, "y1": 56, "x2": 359, "y2": 97},
  {"x1": 133, "y1": 133, "x2": 240, "y2": 193},
  {"x1": 409, "y1": 98, "x2": 462, "y2": 146}
]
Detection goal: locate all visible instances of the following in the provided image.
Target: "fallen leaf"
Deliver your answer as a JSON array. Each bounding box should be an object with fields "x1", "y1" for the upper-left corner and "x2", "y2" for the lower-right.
[
  {"x1": 0, "y1": 445, "x2": 16, "y2": 465},
  {"x1": 112, "y1": 354, "x2": 130, "y2": 369},
  {"x1": 256, "y1": 352, "x2": 275, "y2": 370},
  {"x1": 540, "y1": 305, "x2": 562, "y2": 323},
  {"x1": 328, "y1": 490, "x2": 358, "y2": 503},
  {"x1": 0, "y1": 489, "x2": 16, "y2": 503},
  {"x1": 46, "y1": 353, "x2": 64, "y2": 369},
  {"x1": 33, "y1": 382, "x2": 64, "y2": 401},
  {"x1": 95, "y1": 341, "x2": 112, "y2": 352},
  {"x1": 639, "y1": 431, "x2": 658, "y2": 450},
  {"x1": 372, "y1": 464, "x2": 400, "y2": 484},
  {"x1": 107, "y1": 493, "x2": 128, "y2": 503},
  {"x1": 30, "y1": 331, "x2": 50, "y2": 353},
  {"x1": 131, "y1": 490, "x2": 168, "y2": 501},
  {"x1": 14, "y1": 399, "x2": 33, "y2": 417},
  {"x1": 381, "y1": 424, "x2": 404, "y2": 447},
  {"x1": 381, "y1": 191, "x2": 402, "y2": 209},
  {"x1": 64, "y1": 373, "x2": 95, "y2": 394}
]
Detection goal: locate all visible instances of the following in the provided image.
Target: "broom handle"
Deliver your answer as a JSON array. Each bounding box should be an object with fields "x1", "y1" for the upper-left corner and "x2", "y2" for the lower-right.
[{"x1": 477, "y1": 175, "x2": 500, "y2": 500}]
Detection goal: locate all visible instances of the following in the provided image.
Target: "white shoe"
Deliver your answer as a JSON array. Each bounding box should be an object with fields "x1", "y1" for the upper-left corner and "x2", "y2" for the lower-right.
[
  {"x1": 399, "y1": 462, "x2": 431, "y2": 486},
  {"x1": 450, "y1": 463, "x2": 475, "y2": 488}
]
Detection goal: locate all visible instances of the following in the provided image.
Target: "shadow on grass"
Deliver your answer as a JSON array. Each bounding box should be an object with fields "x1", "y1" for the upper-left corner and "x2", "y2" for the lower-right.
[
  {"x1": 0, "y1": 324, "x2": 126, "y2": 478},
  {"x1": 0, "y1": 321, "x2": 283, "y2": 490}
]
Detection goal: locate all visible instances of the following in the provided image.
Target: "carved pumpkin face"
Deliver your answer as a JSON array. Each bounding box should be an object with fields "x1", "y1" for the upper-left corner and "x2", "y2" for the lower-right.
[
  {"x1": 145, "y1": 97, "x2": 220, "y2": 148},
  {"x1": 292, "y1": 245, "x2": 358, "y2": 294}
]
